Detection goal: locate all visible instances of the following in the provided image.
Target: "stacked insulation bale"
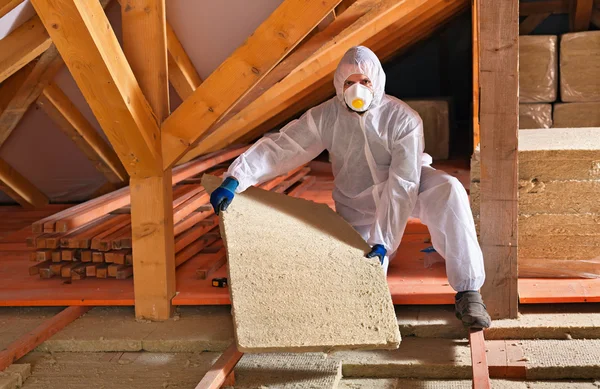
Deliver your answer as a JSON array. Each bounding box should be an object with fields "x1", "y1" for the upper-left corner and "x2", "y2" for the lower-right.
[
  {"x1": 554, "y1": 31, "x2": 600, "y2": 127},
  {"x1": 404, "y1": 99, "x2": 450, "y2": 160},
  {"x1": 470, "y1": 128, "x2": 600, "y2": 278},
  {"x1": 518, "y1": 35, "x2": 557, "y2": 129}
]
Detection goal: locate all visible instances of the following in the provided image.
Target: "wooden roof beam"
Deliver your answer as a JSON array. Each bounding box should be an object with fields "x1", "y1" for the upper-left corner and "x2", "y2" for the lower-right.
[
  {"x1": 520, "y1": 0, "x2": 570, "y2": 16},
  {"x1": 160, "y1": 0, "x2": 344, "y2": 169},
  {"x1": 0, "y1": 0, "x2": 23, "y2": 19},
  {"x1": 167, "y1": 23, "x2": 203, "y2": 100},
  {"x1": 0, "y1": 157, "x2": 48, "y2": 208},
  {"x1": 235, "y1": 0, "x2": 467, "y2": 147},
  {"x1": 0, "y1": 15, "x2": 52, "y2": 84},
  {"x1": 36, "y1": 82, "x2": 129, "y2": 184},
  {"x1": 207, "y1": 0, "x2": 380, "y2": 133},
  {"x1": 0, "y1": 0, "x2": 111, "y2": 150},
  {"x1": 0, "y1": 46, "x2": 63, "y2": 149},
  {"x1": 570, "y1": 0, "x2": 594, "y2": 31},
  {"x1": 30, "y1": 0, "x2": 162, "y2": 178},
  {"x1": 180, "y1": 0, "x2": 435, "y2": 160}
]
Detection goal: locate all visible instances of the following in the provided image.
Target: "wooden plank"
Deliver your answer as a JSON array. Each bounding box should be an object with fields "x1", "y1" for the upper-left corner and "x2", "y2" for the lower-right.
[
  {"x1": 161, "y1": 0, "x2": 343, "y2": 168},
  {"x1": 478, "y1": 0, "x2": 519, "y2": 319},
  {"x1": 175, "y1": 233, "x2": 220, "y2": 268},
  {"x1": 0, "y1": 158, "x2": 48, "y2": 208},
  {"x1": 32, "y1": 146, "x2": 246, "y2": 233},
  {"x1": 59, "y1": 214, "x2": 118, "y2": 248},
  {"x1": 37, "y1": 82, "x2": 128, "y2": 184},
  {"x1": 195, "y1": 248, "x2": 227, "y2": 280},
  {"x1": 30, "y1": 0, "x2": 162, "y2": 177},
  {"x1": 519, "y1": 13, "x2": 551, "y2": 35},
  {"x1": 182, "y1": 0, "x2": 432, "y2": 158},
  {"x1": 116, "y1": 265, "x2": 134, "y2": 279},
  {"x1": 174, "y1": 218, "x2": 218, "y2": 253},
  {"x1": 105, "y1": 249, "x2": 131, "y2": 265},
  {"x1": 287, "y1": 176, "x2": 317, "y2": 198},
  {"x1": 570, "y1": 0, "x2": 594, "y2": 31},
  {"x1": 90, "y1": 217, "x2": 131, "y2": 251},
  {"x1": 470, "y1": 329, "x2": 491, "y2": 388},
  {"x1": 194, "y1": 343, "x2": 243, "y2": 389},
  {"x1": 520, "y1": 0, "x2": 570, "y2": 15},
  {"x1": 166, "y1": 23, "x2": 203, "y2": 100},
  {"x1": 0, "y1": 0, "x2": 22, "y2": 18},
  {"x1": 0, "y1": 306, "x2": 90, "y2": 371},
  {"x1": 0, "y1": 15, "x2": 52, "y2": 84},
  {"x1": 130, "y1": 170, "x2": 176, "y2": 320}
]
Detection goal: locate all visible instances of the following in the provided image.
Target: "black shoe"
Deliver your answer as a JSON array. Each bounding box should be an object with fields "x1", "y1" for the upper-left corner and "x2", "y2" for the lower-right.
[{"x1": 455, "y1": 291, "x2": 492, "y2": 329}]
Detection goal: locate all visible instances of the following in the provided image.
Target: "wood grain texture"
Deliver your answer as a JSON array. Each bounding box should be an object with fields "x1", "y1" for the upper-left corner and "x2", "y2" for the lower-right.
[
  {"x1": 181, "y1": 0, "x2": 432, "y2": 161},
  {"x1": 477, "y1": 0, "x2": 519, "y2": 319},
  {"x1": 0, "y1": 15, "x2": 52, "y2": 84},
  {"x1": 161, "y1": 0, "x2": 343, "y2": 168},
  {"x1": 0, "y1": 0, "x2": 23, "y2": 18},
  {"x1": 37, "y1": 82, "x2": 128, "y2": 183},
  {"x1": 166, "y1": 23, "x2": 202, "y2": 100},
  {"x1": 30, "y1": 0, "x2": 162, "y2": 177},
  {"x1": 0, "y1": 157, "x2": 48, "y2": 208}
]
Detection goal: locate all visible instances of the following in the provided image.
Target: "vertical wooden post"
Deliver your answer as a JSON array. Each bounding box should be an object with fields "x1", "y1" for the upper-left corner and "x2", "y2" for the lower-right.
[
  {"x1": 122, "y1": 0, "x2": 174, "y2": 320},
  {"x1": 471, "y1": 0, "x2": 480, "y2": 150},
  {"x1": 477, "y1": 0, "x2": 519, "y2": 319}
]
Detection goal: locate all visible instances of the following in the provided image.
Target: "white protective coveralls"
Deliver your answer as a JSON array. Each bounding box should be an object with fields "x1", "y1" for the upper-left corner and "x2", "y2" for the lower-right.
[{"x1": 225, "y1": 46, "x2": 485, "y2": 292}]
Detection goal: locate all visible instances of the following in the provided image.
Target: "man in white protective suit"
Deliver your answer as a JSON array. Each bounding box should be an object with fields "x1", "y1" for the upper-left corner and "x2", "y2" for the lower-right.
[{"x1": 209, "y1": 46, "x2": 491, "y2": 329}]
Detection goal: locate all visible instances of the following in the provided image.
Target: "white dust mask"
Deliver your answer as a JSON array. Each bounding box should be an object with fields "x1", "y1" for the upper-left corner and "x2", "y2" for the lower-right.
[{"x1": 344, "y1": 83, "x2": 374, "y2": 113}]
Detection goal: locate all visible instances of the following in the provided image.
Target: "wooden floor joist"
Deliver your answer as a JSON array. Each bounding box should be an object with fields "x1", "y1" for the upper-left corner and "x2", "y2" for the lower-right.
[
  {"x1": 469, "y1": 329, "x2": 491, "y2": 389},
  {"x1": 194, "y1": 343, "x2": 243, "y2": 389},
  {"x1": 0, "y1": 306, "x2": 90, "y2": 371}
]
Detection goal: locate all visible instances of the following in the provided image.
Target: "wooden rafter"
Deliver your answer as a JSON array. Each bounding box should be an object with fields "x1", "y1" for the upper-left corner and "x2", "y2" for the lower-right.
[
  {"x1": 0, "y1": 0, "x2": 23, "y2": 19},
  {"x1": 0, "y1": 47, "x2": 62, "y2": 148},
  {"x1": 0, "y1": 15, "x2": 52, "y2": 84},
  {"x1": 472, "y1": 0, "x2": 480, "y2": 149},
  {"x1": 520, "y1": 13, "x2": 551, "y2": 34},
  {"x1": 478, "y1": 0, "x2": 519, "y2": 319},
  {"x1": 206, "y1": 0, "x2": 380, "y2": 134},
  {"x1": 519, "y1": 0, "x2": 570, "y2": 15},
  {"x1": 180, "y1": 0, "x2": 439, "y2": 160},
  {"x1": 234, "y1": 0, "x2": 467, "y2": 148},
  {"x1": 166, "y1": 23, "x2": 203, "y2": 100},
  {"x1": 30, "y1": 0, "x2": 162, "y2": 178},
  {"x1": 0, "y1": 157, "x2": 48, "y2": 208},
  {"x1": 570, "y1": 0, "x2": 594, "y2": 31},
  {"x1": 0, "y1": 0, "x2": 111, "y2": 150},
  {"x1": 160, "y1": 0, "x2": 343, "y2": 169},
  {"x1": 36, "y1": 82, "x2": 128, "y2": 184}
]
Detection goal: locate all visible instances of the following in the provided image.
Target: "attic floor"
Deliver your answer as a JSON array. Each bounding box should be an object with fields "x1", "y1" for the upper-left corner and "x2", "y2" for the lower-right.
[
  {"x1": 0, "y1": 159, "x2": 599, "y2": 307},
  {"x1": 3, "y1": 305, "x2": 600, "y2": 388}
]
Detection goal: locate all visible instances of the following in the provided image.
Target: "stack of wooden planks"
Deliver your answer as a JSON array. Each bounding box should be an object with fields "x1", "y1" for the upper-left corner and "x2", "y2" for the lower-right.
[{"x1": 26, "y1": 146, "x2": 315, "y2": 283}]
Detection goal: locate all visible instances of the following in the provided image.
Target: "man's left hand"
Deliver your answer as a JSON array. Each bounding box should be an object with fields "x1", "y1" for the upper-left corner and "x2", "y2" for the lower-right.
[{"x1": 366, "y1": 244, "x2": 387, "y2": 265}]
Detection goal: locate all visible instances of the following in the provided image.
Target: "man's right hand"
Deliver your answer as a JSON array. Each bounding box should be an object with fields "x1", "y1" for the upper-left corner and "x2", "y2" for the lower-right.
[{"x1": 210, "y1": 177, "x2": 239, "y2": 215}]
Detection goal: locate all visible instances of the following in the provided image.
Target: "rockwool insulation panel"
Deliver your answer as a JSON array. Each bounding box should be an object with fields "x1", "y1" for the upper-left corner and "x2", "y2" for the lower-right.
[
  {"x1": 404, "y1": 99, "x2": 450, "y2": 160},
  {"x1": 519, "y1": 104, "x2": 553, "y2": 129},
  {"x1": 560, "y1": 31, "x2": 600, "y2": 102},
  {"x1": 519, "y1": 35, "x2": 558, "y2": 103},
  {"x1": 202, "y1": 174, "x2": 401, "y2": 353},
  {"x1": 553, "y1": 103, "x2": 600, "y2": 128}
]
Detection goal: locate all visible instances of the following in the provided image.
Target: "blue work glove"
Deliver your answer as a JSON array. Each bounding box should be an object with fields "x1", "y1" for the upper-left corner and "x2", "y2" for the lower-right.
[
  {"x1": 366, "y1": 244, "x2": 387, "y2": 265},
  {"x1": 210, "y1": 177, "x2": 239, "y2": 215}
]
